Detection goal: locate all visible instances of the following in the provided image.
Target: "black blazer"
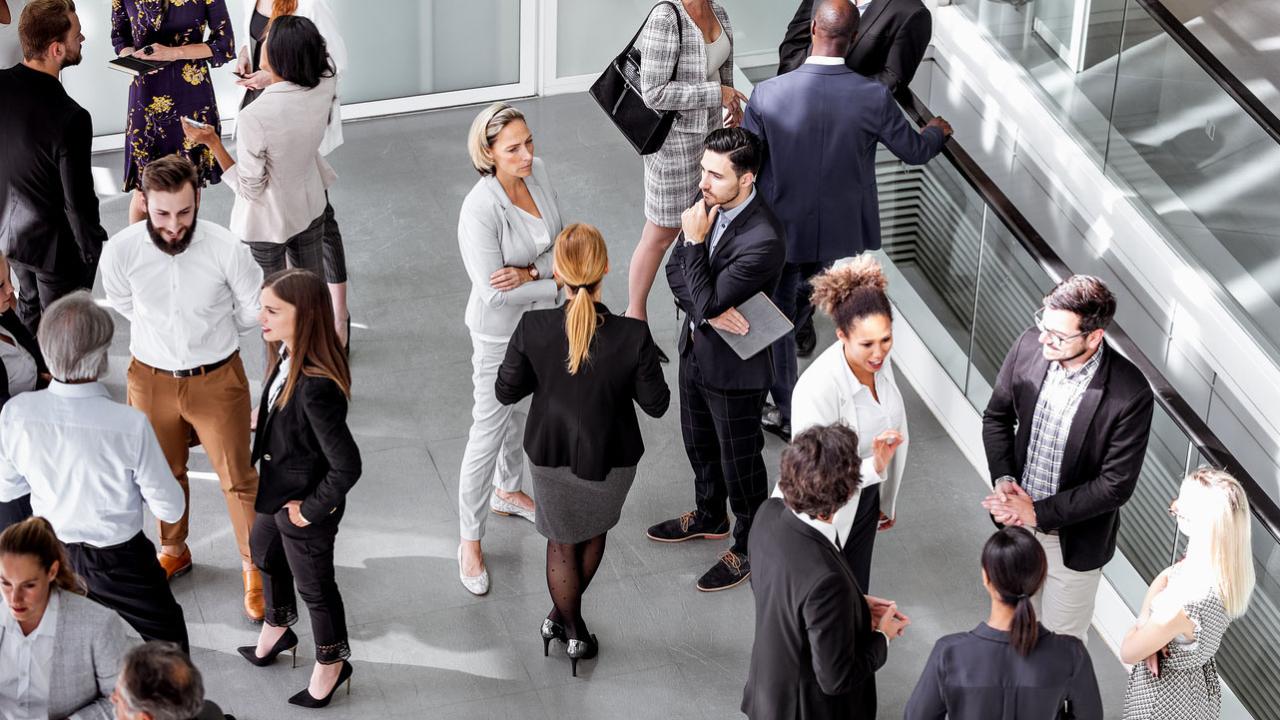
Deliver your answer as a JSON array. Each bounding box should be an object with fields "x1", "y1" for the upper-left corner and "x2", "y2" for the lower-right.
[
  {"x1": 0, "y1": 309, "x2": 48, "y2": 407},
  {"x1": 252, "y1": 368, "x2": 361, "y2": 520},
  {"x1": 665, "y1": 195, "x2": 787, "y2": 391},
  {"x1": 742, "y1": 498, "x2": 887, "y2": 720},
  {"x1": 904, "y1": 623, "x2": 1104, "y2": 719},
  {"x1": 776, "y1": 0, "x2": 932, "y2": 96},
  {"x1": 0, "y1": 65, "x2": 107, "y2": 271},
  {"x1": 982, "y1": 329, "x2": 1155, "y2": 571},
  {"x1": 494, "y1": 304, "x2": 670, "y2": 482}
]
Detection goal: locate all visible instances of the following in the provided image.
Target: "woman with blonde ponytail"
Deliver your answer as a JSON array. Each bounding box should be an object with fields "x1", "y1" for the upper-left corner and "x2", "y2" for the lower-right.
[
  {"x1": 772, "y1": 255, "x2": 908, "y2": 592},
  {"x1": 905, "y1": 527, "x2": 1104, "y2": 718},
  {"x1": 1120, "y1": 468, "x2": 1256, "y2": 720},
  {"x1": 497, "y1": 223, "x2": 669, "y2": 677}
]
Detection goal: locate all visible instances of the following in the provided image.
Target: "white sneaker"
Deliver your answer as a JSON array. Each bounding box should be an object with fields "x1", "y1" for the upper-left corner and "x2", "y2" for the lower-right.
[
  {"x1": 457, "y1": 545, "x2": 490, "y2": 596},
  {"x1": 490, "y1": 493, "x2": 536, "y2": 523}
]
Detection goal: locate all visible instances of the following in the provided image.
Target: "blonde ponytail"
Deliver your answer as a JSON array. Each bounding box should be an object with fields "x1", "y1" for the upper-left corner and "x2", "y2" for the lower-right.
[{"x1": 553, "y1": 224, "x2": 609, "y2": 374}]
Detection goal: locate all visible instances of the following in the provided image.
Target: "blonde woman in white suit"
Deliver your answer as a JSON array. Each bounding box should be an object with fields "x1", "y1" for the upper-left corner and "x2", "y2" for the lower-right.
[
  {"x1": 778, "y1": 256, "x2": 907, "y2": 592},
  {"x1": 626, "y1": 0, "x2": 747, "y2": 356},
  {"x1": 455, "y1": 103, "x2": 565, "y2": 595}
]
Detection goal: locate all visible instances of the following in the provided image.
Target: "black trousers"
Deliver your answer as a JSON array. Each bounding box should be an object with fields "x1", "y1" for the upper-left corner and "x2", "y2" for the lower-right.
[
  {"x1": 679, "y1": 351, "x2": 769, "y2": 556},
  {"x1": 844, "y1": 484, "x2": 881, "y2": 593},
  {"x1": 768, "y1": 260, "x2": 824, "y2": 422},
  {"x1": 320, "y1": 197, "x2": 347, "y2": 284},
  {"x1": 251, "y1": 504, "x2": 350, "y2": 664},
  {"x1": 247, "y1": 212, "x2": 326, "y2": 279},
  {"x1": 10, "y1": 254, "x2": 96, "y2": 334},
  {"x1": 64, "y1": 532, "x2": 189, "y2": 653},
  {"x1": 0, "y1": 494, "x2": 33, "y2": 531}
]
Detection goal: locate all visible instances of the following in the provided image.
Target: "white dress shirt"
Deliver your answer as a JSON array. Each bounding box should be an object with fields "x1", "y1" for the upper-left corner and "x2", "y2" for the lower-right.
[
  {"x1": 805, "y1": 55, "x2": 847, "y2": 66},
  {"x1": 0, "y1": 589, "x2": 57, "y2": 720},
  {"x1": 99, "y1": 219, "x2": 263, "y2": 371},
  {"x1": 0, "y1": 381, "x2": 185, "y2": 546},
  {"x1": 791, "y1": 508, "x2": 847, "y2": 550},
  {"x1": 0, "y1": 326, "x2": 37, "y2": 396}
]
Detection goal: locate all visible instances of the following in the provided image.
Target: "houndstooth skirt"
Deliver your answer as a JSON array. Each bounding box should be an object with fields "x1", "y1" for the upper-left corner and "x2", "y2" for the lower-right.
[{"x1": 642, "y1": 109, "x2": 720, "y2": 227}]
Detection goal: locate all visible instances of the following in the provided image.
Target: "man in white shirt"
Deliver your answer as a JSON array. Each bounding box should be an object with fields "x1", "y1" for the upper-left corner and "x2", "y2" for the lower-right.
[
  {"x1": 0, "y1": 292, "x2": 189, "y2": 651},
  {"x1": 99, "y1": 154, "x2": 266, "y2": 623}
]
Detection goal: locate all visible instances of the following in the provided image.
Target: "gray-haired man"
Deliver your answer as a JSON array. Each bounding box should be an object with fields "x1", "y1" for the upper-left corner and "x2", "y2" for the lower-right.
[
  {"x1": 113, "y1": 642, "x2": 231, "y2": 720},
  {"x1": 0, "y1": 291, "x2": 189, "y2": 651}
]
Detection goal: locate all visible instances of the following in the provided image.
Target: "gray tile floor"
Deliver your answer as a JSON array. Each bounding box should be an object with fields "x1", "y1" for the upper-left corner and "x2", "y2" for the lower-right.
[{"x1": 89, "y1": 92, "x2": 1126, "y2": 719}]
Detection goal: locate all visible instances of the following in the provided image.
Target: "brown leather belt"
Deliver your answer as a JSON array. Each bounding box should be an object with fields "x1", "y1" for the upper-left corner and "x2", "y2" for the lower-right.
[{"x1": 137, "y1": 351, "x2": 237, "y2": 378}]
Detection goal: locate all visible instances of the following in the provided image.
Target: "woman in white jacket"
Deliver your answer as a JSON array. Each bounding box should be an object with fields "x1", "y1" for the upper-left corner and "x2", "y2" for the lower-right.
[
  {"x1": 779, "y1": 255, "x2": 907, "y2": 592},
  {"x1": 237, "y1": 0, "x2": 353, "y2": 349}
]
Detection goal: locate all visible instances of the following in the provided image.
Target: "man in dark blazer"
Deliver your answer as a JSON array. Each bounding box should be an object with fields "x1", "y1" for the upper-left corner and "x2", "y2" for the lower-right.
[
  {"x1": 0, "y1": 251, "x2": 48, "y2": 529},
  {"x1": 981, "y1": 275, "x2": 1154, "y2": 642},
  {"x1": 777, "y1": 0, "x2": 933, "y2": 95},
  {"x1": 646, "y1": 128, "x2": 786, "y2": 592},
  {"x1": 742, "y1": 424, "x2": 908, "y2": 720},
  {"x1": 744, "y1": 0, "x2": 950, "y2": 438},
  {"x1": 0, "y1": 0, "x2": 105, "y2": 333}
]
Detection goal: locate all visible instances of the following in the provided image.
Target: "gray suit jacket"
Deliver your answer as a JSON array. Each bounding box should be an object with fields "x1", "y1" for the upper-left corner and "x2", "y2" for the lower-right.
[
  {"x1": 638, "y1": 1, "x2": 734, "y2": 135},
  {"x1": 457, "y1": 157, "x2": 564, "y2": 338},
  {"x1": 0, "y1": 588, "x2": 131, "y2": 720}
]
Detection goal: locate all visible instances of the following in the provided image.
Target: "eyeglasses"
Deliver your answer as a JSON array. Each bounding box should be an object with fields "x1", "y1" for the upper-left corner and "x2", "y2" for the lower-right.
[
  {"x1": 1033, "y1": 307, "x2": 1090, "y2": 347},
  {"x1": 1168, "y1": 500, "x2": 1188, "y2": 523}
]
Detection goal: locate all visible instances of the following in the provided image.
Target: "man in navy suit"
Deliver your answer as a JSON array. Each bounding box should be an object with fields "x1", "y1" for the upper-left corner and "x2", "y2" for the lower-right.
[{"x1": 742, "y1": 0, "x2": 951, "y2": 439}]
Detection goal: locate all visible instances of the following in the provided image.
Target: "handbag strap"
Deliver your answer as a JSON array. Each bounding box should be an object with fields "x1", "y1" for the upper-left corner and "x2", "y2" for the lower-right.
[{"x1": 621, "y1": 1, "x2": 685, "y2": 84}]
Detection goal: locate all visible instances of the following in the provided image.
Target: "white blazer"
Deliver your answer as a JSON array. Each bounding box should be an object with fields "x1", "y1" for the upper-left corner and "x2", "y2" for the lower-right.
[
  {"x1": 224, "y1": 75, "x2": 338, "y2": 245},
  {"x1": 239, "y1": 0, "x2": 348, "y2": 155},
  {"x1": 781, "y1": 340, "x2": 911, "y2": 528}
]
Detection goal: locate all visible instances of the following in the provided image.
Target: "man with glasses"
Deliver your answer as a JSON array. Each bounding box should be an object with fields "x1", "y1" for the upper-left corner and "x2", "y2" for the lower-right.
[{"x1": 979, "y1": 275, "x2": 1155, "y2": 642}]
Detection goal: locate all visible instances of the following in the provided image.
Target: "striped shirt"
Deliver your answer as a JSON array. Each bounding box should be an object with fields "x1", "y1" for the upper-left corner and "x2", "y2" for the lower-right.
[{"x1": 1020, "y1": 348, "x2": 1103, "y2": 501}]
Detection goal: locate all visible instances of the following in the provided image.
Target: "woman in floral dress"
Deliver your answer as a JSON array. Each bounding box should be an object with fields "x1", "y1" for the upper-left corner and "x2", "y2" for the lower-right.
[{"x1": 112, "y1": 0, "x2": 235, "y2": 223}]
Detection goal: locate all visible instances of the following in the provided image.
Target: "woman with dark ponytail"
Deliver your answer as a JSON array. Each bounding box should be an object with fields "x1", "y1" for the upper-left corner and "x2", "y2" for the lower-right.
[
  {"x1": 0, "y1": 517, "x2": 131, "y2": 720},
  {"x1": 905, "y1": 527, "x2": 1104, "y2": 718},
  {"x1": 496, "y1": 223, "x2": 669, "y2": 677}
]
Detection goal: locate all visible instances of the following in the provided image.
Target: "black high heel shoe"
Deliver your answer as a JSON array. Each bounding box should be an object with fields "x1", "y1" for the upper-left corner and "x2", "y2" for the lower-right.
[
  {"x1": 236, "y1": 627, "x2": 298, "y2": 668},
  {"x1": 288, "y1": 660, "x2": 353, "y2": 709},
  {"x1": 566, "y1": 635, "x2": 598, "y2": 678},
  {"x1": 541, "y1": 618, "x2": 567, "y2": 656}
]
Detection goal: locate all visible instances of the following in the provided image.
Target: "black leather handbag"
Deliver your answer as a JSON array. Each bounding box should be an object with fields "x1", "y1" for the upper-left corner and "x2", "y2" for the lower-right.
[{"x1": 589, "y1": 2, "x2": 683, "y2": 156}]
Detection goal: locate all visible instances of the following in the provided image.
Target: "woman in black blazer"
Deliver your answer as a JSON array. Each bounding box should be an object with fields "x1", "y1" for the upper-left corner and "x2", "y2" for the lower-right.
[
  {"x1": 904, "y1": 527, "x2": 1104, "y2": 719},
  {"x1": 496, "y1": 223, "x2": 669, "y2": 677},
  {"x1": 239, "y1": 268, "x2": 359, "y2": 709}
]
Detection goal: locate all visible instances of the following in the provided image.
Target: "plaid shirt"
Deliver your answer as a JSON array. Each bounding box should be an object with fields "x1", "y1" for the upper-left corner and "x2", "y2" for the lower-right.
[{"x1": 1020, "y1": 347, "x2": 1104, "y2": 501}]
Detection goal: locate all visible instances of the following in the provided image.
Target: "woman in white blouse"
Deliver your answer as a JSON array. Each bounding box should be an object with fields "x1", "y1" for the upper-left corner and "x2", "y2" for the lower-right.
[
  {"x1": 781, "y1": 256, "x2": 907, "y2": 592},
  {"x1": 455, "y1": 103, "x2": 564, "y2": 595}
]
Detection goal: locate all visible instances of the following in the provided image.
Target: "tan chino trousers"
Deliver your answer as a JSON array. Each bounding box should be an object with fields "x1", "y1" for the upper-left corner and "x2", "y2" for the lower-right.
[{"x1": 127, "y1": 354, "x2": 259, "y2": 564}]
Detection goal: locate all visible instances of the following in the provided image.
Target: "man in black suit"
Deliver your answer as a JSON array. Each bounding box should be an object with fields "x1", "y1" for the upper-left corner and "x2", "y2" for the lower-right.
[
  {"x1": 777, "y1": 0, "x2": 933, "y2": 93},
  {"x1": 0, "y1": 0, "x2": 105, "y2": 333},
  {"x1": 742, "y1": 424, "x2": 908, "y2": 720},
  {"x1": 980, "y1": 275, "x2": 1154, "y2": 642},
  {"x1": 746, "y1": 0, "x2": 950, "y2": 438},
  {"x1": 0, "y1": 251, "x2": 47, "y2": 529},
  {"x1": 646, "y1": 128, "x2": 786, "y2": 592}
]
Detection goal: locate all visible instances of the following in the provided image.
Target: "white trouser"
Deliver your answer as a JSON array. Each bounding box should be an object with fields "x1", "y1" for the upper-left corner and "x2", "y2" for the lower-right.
[
  {"x1": 1032, "y1": 530, "x2": 1103, "y2": 642},
  {"x1": 457, "y1": 334, "x2": 530, "y2": 541}
]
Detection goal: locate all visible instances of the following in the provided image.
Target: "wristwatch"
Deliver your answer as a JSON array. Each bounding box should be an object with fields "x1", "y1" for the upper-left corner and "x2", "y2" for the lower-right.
[{"x1": 528, "y1": 266, "x2": 539, "y2": 279}]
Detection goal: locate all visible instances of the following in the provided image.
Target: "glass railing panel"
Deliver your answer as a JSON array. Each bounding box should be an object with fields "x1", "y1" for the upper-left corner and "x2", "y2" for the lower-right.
[
  {"x1": 964, "y1": 215, "x2": 1057, "y2": 409},
  {"x1": 874, "y1": 148, "x2": 984, "y2": 391}
]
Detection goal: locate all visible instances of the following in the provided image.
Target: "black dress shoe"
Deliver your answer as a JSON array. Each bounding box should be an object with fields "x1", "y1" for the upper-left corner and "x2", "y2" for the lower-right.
[
  {"x1": 795, "y1": 316, "x2": 817, "y2": 358},
  {"x1": 761, "y1": 406, "x2": 791, "y2": 441},
  {"x1": 645, "y1": 511, "x2": 730, "y2": 543},
  {"x1": 696, "y1": 551, "x2": 751, "y2": 592}
]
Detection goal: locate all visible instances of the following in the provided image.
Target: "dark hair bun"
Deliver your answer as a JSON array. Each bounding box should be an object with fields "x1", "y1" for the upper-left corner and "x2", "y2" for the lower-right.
[{"x1": 809, "y1": 255, "x2": 891, "y2": 325}]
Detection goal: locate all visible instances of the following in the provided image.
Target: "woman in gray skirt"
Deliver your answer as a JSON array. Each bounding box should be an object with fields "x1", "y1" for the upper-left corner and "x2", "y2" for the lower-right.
[
  {"x1": 496, "y1": 223, "x2": 670, "y2": 677},
  {"x1": 627, "y1": 0, "x2": 746, "y2": 349}
]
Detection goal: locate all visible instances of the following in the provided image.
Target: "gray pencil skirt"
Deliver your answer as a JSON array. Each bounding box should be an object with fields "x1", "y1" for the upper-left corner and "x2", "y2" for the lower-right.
[
  {"x1": 642, "y1": 109, "x2": 719, "y2": 227},
  {"x1": 532, "y1": 464, "x2": 638, "y2": 544}
]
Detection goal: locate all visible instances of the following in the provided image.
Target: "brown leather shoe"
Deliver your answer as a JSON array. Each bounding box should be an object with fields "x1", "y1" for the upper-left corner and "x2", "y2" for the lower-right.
[
  {"x1": 156, "y1": 548, "x2": 192, "y2": 581},
  {"x1": 243, "y1": 569, "x2": 265, "y2": 623}
]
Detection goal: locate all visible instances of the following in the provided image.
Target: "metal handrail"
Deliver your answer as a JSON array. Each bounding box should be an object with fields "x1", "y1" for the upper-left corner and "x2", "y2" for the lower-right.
[
  {"x1": 898, "y1": 90, "x2": 1280, "y2": 546},
  {"x1": 1133, "y1": 0, "x2": 1280, "y2": 148}
]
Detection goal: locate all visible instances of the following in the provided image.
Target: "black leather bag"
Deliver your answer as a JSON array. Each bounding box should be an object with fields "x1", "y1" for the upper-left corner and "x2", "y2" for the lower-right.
[{"x1": 589, "y1": 2, "x2": 683, "y2": 156}]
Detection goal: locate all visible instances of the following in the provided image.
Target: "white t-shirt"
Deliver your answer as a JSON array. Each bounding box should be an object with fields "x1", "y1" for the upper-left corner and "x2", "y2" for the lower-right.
[{"x1": 0, "y1": 1, "x2": 26, "y2": 69}]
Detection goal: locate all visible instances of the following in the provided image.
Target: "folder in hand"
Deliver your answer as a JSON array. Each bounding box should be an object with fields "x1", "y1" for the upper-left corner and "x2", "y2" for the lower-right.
[{"x1": 711, "y1": 292, "x2": 794, "y2": 360}]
